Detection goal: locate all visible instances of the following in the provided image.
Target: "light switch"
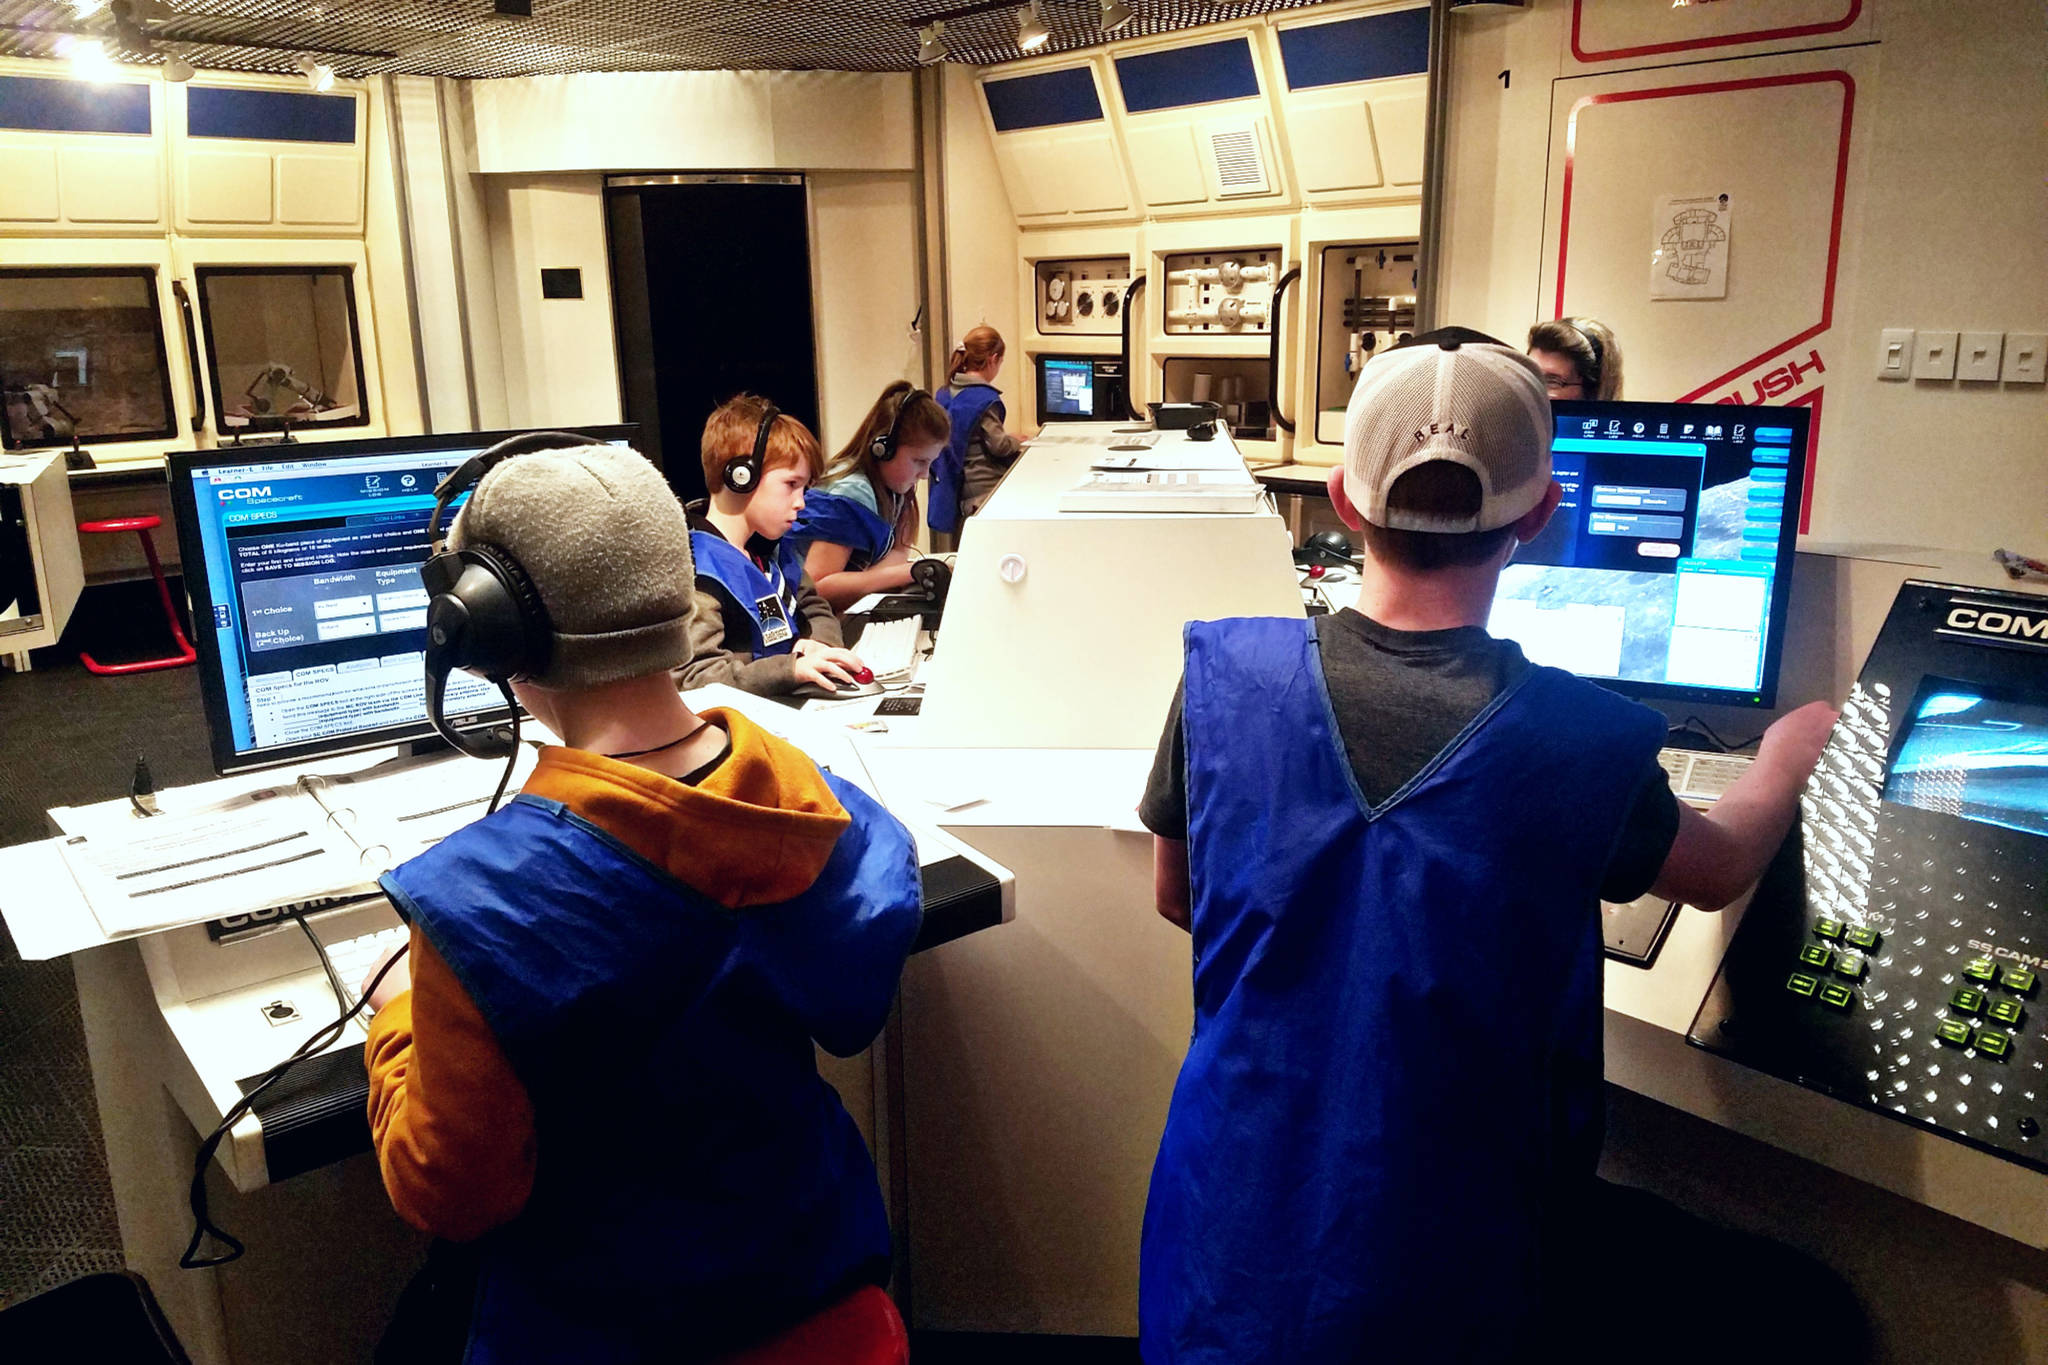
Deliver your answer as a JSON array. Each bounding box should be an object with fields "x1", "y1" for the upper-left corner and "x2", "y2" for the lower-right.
[
  {"x1": 1914, "y1": 330, "x2": 1958, "y2": 380},
  {"x1": 2003, "y1": 332, "x2": 2046, "y2": 384},
  {"x1": 1877, "y1": 328, "x2": 1913, "y2": 380},
  {"x1": 1958, "y1": 331, "x2": 2004, "y2": 382}
]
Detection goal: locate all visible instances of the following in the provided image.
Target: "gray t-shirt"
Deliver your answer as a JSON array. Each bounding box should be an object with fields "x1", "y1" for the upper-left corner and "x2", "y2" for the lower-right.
[{"x1": 1138, "y1": 609, "x2": 1680, "y2": 904}]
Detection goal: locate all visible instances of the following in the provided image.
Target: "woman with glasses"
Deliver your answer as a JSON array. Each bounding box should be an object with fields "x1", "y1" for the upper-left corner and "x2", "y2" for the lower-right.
[{"x1": 1528, "y1": 317, "x2": 1623, "y2": 401}]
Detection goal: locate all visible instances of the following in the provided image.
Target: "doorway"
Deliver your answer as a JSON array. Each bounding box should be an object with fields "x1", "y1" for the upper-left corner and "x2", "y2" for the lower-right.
[{"x1": 605, "y1": 174, "x2": 821, "y2": 505}]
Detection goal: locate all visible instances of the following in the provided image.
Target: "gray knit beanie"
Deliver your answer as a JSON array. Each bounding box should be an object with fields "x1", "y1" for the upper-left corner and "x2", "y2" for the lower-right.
[{"x1": 450, "y1": 443, "x2": 696, "y2": 690}]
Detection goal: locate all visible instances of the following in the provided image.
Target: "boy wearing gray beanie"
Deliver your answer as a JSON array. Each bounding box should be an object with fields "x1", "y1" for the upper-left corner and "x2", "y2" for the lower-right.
[{"x1": 360, "y1": 439, "x2": 924, "y2": 1361}]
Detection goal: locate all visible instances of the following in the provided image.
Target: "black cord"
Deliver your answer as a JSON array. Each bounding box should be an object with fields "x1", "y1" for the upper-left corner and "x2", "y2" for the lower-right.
[
  {"x1": 296, "y1": 914, "x2": 350, "y2": 1015},
  {"x1": 181, "y1": 940, "x2": 411, "y2": 1269},
  {"x1": 487, "y1": 684, "x2": 521, "y2": 816},
  {"x1": 128, "y1": 755, "x2": 159, "y2": 818},
  {"x1": 1668, "y1": 715, "x2": 1766, "y2": 754}
]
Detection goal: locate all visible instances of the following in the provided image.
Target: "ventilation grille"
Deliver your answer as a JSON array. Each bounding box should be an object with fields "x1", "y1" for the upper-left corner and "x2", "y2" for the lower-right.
[{"x1": 1209, "y1": 123, "x2": 1270, "y2": 195}]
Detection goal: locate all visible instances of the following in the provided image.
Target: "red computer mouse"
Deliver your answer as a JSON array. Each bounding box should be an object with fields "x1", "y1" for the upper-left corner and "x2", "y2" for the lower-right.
[
  {"x1": 1307, "y1": 565, "x2": 1327, "y2": 580},
  {"x1": 855, "y1": 667, "x2": 875, "y2": 685}
]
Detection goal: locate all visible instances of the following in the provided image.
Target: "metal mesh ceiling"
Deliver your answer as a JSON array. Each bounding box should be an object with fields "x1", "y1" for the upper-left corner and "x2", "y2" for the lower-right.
[{"x1": 0, "y1": 0, "x2": 1358, "y2": 79}]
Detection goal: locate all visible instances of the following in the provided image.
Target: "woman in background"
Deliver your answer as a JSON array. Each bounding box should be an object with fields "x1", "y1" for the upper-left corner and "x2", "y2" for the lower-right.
[
  {"x1": 794, "y1": 381, "x2": 950, "y2": 612},
  {"x1": 932, "y1": 326, "x2": 1023, "y2": 534},
  {"x1": 1528, "y1": 317, "x2": 1624, "y2": 401}
]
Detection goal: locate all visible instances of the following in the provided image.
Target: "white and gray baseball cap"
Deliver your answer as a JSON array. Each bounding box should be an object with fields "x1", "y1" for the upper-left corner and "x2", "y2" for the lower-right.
[{"x1": 1342, "y1": 334, "x2": 1554, "y2": 533}]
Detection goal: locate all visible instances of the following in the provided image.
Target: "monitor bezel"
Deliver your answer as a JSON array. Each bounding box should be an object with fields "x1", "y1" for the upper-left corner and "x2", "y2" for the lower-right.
[
  {"x1": 1035, "y1": 354, "x2": 1101, "y2": 424},
  {"x1": 169, "y1": 425, "x2": 637, "y2": 776},
  {"x1": 1540, "y1": 399, "x2": 1809, "y2": 711}
]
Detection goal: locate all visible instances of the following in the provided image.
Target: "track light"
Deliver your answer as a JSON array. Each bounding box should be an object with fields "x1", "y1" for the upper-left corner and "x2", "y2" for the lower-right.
[
  {"x1": 916, "y1": 20, "x2": 948, "y2": 64},
  {"x1": 60, "y1": 36, "x2": 119, "y2": 82},
  {"x1": 297, "y1": 54, "x2": 335, "y2": 92},
  {"x1": 1016, "y1": 0, "x2": 1049, "y2": 50},
  {"x1": 162, "y1": 52, "x2": 193, "y2": 82},
  {"x1": 1100, "y1": 0, "x2": 1134, "y2": 32}
]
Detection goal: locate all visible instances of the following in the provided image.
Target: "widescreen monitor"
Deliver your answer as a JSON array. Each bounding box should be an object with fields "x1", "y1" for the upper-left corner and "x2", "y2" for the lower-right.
[
  {"x1": 170, "y1": 426, "x2": 636, "y2": 775},
  {"x1": 1488, "y1": 400, "x2": 1809, "y2": 708}
]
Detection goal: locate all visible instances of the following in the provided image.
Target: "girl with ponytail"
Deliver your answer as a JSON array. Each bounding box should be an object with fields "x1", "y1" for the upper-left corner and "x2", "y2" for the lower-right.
[{"x1": 931, "y1": 325, "x2": 1023, "y2": 533}]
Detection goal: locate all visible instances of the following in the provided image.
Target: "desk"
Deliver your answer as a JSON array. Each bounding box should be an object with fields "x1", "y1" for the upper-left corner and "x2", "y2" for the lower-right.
[{"x1": 1251, "y1": 461, "x2": 1335, "y2": 538}]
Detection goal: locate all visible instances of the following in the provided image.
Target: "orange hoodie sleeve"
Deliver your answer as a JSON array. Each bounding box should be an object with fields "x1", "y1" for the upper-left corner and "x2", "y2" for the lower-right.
[{"x1": 365, "y1": 928, "x2": 536, "y2": 1241}]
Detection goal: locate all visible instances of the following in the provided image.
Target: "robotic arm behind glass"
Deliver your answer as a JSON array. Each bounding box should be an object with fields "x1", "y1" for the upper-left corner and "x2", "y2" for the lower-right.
[{"x1": 238, "y1": 364, "x2": 337, "y2": 422}]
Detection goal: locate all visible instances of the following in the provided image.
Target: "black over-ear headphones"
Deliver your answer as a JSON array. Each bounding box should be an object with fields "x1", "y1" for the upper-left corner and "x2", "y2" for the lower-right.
[
  {"x1": 420, "y1": 430, "x2": 602, "y2": 759},
  {"x1": 868, "y1": 387, "x2": 927, "y2": 464},
  {"x1": 723, "y1": 403, "x2": 779, "y2": 494}
]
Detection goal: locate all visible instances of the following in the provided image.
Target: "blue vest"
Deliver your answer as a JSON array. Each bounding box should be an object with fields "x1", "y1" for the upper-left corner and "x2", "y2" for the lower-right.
[
  {"x1": 379, "y1": 781, "x2": 923, "y2": 1364},
  {"x1": 931, "y1": 384, "x2": 1002, "y2": 534},
  {"x1": 790, "y1": 484, "x2": 894, "y2": 574},
  {"x1": 690, "y1": 528, "x2": 807, "y2": 659},
  {"x1": 1139, "y1": 617, "x2": 1664, "y2": 1363}
]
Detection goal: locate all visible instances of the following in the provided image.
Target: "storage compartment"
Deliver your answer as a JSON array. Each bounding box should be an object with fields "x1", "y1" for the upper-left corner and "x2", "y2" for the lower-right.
[
  {"x1": 0, "y1": 266, "x2": 175, "y2": 450},
  {"x1": 1313, "y1": 242, "x2": 1416, "y2": 444},
  {"x1": 1159, "y1": 355, "x2": 1269, "y2": 441},
  {"x1": 1161, "y1": 247, "x2": 1280, "y2": 335},
  {"x1": 198, "y1": 266, "x2": 366, "y2": 432},
  {"x1": 1035, "y1": 256, "x2": 1133, "y2": 336}
]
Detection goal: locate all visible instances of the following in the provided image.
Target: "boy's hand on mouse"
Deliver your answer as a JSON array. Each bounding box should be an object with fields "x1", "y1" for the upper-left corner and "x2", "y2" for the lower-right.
[
  {"x1": 793, "y1": 653, "x2": 861, "y2": 693},
  {"x1": 1759, "y1": 700, "x2": 1837, "y2": 770}
]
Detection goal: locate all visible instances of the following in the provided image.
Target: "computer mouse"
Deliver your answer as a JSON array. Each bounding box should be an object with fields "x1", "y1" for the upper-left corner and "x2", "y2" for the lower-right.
[
  {"x1": 790, "y1": 681, "x2": 885, "y2": 702},
  {"x1": 1306, "y1": 564, "x2": 1326, "y2": 580},
  {"x1": 855, "y1": 667, "x2": 875, "y2": 685}
]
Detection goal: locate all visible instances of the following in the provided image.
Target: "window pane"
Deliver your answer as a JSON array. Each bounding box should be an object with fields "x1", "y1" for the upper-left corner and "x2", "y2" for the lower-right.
[
  {"x1": 200, "y1": 268, "x2": 368, "y2": 431},
  {"x1": 0, "y1": 268, "x2": 175, "y2": 448}
]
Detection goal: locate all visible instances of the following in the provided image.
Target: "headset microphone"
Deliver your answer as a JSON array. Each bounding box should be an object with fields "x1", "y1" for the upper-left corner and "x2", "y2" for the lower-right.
[
  {"x1": 723, "y1": 403, "x2": 779, "y2": 494},
  {"x1": 869, "y1": 387, "x2": 927, "y2": 464}
]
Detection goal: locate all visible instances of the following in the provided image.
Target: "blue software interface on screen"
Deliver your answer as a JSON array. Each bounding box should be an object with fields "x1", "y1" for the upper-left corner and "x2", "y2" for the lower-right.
[
  {"x1": 1886, "y1": 687, "x2": 2048, "y2": 840},
  {"x1": 1041, "y1": 358, "x2": 1095, "y2": 418},
  {"x1": 1488, "y1": 406, "x2": 1798, "y2": 698},
  {"x1": 186, "y1": 446, "x2": 533, "y2": 757}
]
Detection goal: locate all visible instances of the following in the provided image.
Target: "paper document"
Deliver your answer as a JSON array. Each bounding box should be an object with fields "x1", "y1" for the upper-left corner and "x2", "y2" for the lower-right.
[
  {"x1": 1059, "y1": 469, "x2": 1264, "y2": 515},
  {"x1": 59, "y1": 804, "x2": 368, "y2": 937}
]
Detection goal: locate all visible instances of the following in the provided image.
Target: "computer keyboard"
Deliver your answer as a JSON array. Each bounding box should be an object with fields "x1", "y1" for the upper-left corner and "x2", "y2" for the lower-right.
[
  {"x1": 855, "y1": 616, "x2": 922, "y2": 682},
  {"x1": 321, "y1": 924, "x2": 410, "y2": 1001},
  {"x1": 1659, "y1": 748, "x2": 1754, "y2": 804}
]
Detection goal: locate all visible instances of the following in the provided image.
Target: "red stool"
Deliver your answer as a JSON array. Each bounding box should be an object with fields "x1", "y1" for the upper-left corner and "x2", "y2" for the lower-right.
[
  {"x1": 76, "y1": 516, "x2": 196, "y2": 675},
  {"x1": 720, "y1": 1287, "x2": 908, "y2": 1365}
]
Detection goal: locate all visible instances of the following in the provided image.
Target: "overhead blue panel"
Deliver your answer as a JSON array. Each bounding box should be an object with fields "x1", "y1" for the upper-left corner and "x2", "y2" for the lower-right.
[
  {"x1": 1114, "y1": 38, "x2": 1260, "y2": 114},
  {"x1": 0, "y1": 74, "x2": 150, "y2": 135},
  {"x1": 982, "y1": 68, "x2": 1103, "y2": 133},
  {"x1": 187, "y1": 87, "x2": 355, "y2": 143},
  {"x1": 1278, "y1": 8, "x2": 1431, "y2": 91}
]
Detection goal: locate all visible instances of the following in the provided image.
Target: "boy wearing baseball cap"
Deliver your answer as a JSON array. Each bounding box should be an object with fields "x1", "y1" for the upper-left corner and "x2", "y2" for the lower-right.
[
  {"x1": 360, "y1": 440, "x2": 922, "y2": 1361},
  {"x1": 1135, "y1": 332, "x2": 1836, "y2": 1360}
]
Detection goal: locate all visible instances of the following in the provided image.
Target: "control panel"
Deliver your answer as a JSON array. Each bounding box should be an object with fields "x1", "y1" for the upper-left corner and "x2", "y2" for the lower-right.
[
  {"x1": 1035, "y1": 257, "x2": 1132, "y2": 337},
  {"x1": 1692, "y1": 581, "x2": 2048, "y2": 1170},
  {"x1": 1162, "y1": 248, "x2": 1280, "y2": 336}
]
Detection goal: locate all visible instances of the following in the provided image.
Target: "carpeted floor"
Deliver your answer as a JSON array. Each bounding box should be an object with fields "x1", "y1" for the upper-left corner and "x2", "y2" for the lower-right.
[{"x1": 0, "y1": 581, "x2": 215, "y2": 1310}]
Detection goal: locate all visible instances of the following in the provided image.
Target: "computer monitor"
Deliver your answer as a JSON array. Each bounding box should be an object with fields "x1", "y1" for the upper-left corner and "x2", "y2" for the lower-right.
[
  {"x1": 1037, "y1": 355, "x2": 1099, "y2": 422},
  {"x1": 1488, "y1": 400, "x2": 1809, "y2": 708},
  {"x1": 169, "y1": 426, "x2": 637, "y2": 775}
]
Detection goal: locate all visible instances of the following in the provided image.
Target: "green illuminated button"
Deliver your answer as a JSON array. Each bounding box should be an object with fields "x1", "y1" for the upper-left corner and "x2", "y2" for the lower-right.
[
  {"x1": 1844, "y1": 926, "x2": 1881, "y2": 951},
  {"x1": 1989, "y1": 999, "x2": 2024, "y2": 1027},
  {"x1": 1976, "y1": 1030, "x2": 2013, "y2": 1059},
  {"x1": 1965, "y1": 958, "x2": 1998, "y2": 983},
  {"x1": 1938, "y1": 1017, "x2": 1973, "y2": 1046},
  {"x1": 2002, "y1": 967, "x2": 2037, "y2": 995},
  {"x1": 1834, "y1": 952, "x2": 1867, "y2": 980},
  {"x1": 1786, "y1": 972, "x2": 1820, "y2": 998},
  {"x1": 1817, "y1": 982, "x2": 1855, "y2": 1010},
  {"x1": 1799, "y1": 944, "x2": 1835, "y2": 970},
  {"x1": 1952, "y1": 988, "x2": 1987, "y2": 1014},
  {"x1": 1814, "y1": 918, "x2": 1845, "y2": 940}
]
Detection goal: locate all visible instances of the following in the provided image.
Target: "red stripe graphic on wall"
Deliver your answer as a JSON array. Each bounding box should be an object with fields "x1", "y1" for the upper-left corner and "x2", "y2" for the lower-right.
[{"x1": 1570, "y1": 0, "x2": 1861, "y2": 65}]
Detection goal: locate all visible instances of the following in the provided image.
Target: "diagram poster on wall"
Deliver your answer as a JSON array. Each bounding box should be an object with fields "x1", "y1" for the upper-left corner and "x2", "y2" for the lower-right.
[{"x1": 1651, "y1": 192, "x2": 1734, "y2": 300}]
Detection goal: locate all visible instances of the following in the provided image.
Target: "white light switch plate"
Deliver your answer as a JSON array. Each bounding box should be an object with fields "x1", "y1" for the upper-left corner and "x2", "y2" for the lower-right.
[
  {"x1": 1958, "y1": 331, "x2": 2004, "y2": 382},
  {"x1": 1914, "y1": 330, "x2": 1958, "y2": 380},
  {"x1": 1877, "y1": 328, "x2": 1913, "y2": 380},
  {"x1": 2002, "y1": 332, "x2": 2046, "y2": 384}
]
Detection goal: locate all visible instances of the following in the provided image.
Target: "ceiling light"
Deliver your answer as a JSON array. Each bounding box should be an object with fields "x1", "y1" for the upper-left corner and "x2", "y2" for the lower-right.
[
  {"x1": 297, "y1": 55, "x2": 335, "y2": 91},
  {"x1": 1100, "y1": 0, "x2": 1134, "y2": 32},
  {"x1": 917, "y1": 20, "x2": 948, "y2": 64},
  {"x1": 162, "y1": 52, "x2": 193, "y2": 82},
  {"x1": 1016, "y1": 0, "x2": 1049, "y2": 50},
  {"x1": 61, "y1": 37, "x2": 120, "y2": 82}
]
